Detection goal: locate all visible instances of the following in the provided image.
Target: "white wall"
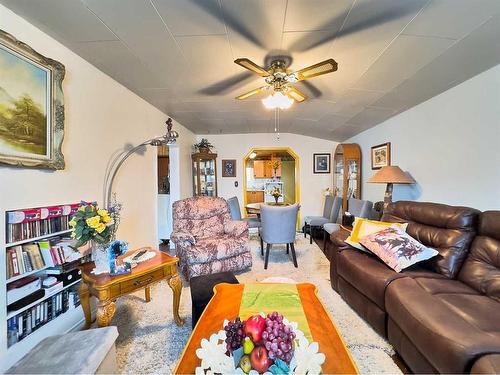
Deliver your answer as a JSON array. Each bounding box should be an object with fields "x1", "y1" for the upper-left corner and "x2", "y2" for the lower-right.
[
  {"x1": 0, "y1": 4, "x2": 195, "y2": 368},
  {"x1": 196, "y1": 133, "x2": 338, "y2": 225},
  {"x1": 347, "y1": 64, "x2": 500, "y2": 211}
]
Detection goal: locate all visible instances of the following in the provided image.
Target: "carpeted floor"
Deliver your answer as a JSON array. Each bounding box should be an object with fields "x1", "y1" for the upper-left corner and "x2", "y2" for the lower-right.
[{"x1": 112, "y1": 234, "x2": 403, "y2": 374}]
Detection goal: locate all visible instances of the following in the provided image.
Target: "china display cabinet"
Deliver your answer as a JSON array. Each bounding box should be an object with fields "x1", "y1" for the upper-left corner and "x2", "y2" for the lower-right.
[
  {"x1": 333, "y1": 143, "x2": 361, "y2": 211},
  {"x1": 192, "y1": 152, "x2": 218, "y2": 197}
]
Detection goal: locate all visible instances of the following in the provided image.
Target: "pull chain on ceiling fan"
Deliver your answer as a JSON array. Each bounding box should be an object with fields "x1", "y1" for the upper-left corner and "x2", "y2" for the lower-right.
[{"x1": 234, "y1": 57, "x2": 338, "y2": 109}]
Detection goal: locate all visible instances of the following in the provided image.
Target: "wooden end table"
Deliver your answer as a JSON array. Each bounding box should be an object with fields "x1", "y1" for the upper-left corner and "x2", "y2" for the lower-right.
[
  {"x1": 79, "y1": 248, "x2": 185, "y2": 328},
  {"x1": 174, "y1": 283, "x2": 358, "y2": 374}
]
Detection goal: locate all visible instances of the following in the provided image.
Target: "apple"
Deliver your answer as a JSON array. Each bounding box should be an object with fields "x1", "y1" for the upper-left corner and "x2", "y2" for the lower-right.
[
  {"x1": 244, "y1": 315, "x2": 266, "y2": 342},
  {"x1": 250, "y1": 346, "x2": 272, "y2": 373}
]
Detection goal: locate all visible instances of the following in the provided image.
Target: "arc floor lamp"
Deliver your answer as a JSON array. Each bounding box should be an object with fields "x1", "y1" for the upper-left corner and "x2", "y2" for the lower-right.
[{"x1": 103, "y1": 118, "x2": 179, "y2": 208}]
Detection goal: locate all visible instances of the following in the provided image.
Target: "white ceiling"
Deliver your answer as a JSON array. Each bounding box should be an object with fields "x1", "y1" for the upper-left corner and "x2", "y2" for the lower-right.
[{"x1": 2, "y1": 0, "x2": 499, "y2": 141}]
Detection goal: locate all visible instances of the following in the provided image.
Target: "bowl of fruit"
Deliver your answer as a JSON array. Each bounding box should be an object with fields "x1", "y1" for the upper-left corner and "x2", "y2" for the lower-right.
[{"x1": 195, "y1": 311, "x2": 325, "y2": 375}]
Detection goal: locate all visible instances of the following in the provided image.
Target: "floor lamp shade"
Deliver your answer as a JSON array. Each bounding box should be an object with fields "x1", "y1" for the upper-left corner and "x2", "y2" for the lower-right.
[{"x1": 368, "y1": 166, "x2": 415, "y2": 208}]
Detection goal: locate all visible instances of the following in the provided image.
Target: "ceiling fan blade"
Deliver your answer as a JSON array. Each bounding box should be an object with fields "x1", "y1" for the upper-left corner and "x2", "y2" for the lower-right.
[
  {"x1": 234, "y1": 58, "x2": 270, "y2": 77},
  {"x1": 188, "y1": 0, "x2": 264, "y2": 48},
  {"x1": 291, "y1": 2, "x2": 424, "y2": 52},
  {"x1": 198, "y1": 72, "x2": 255, "y2": 95},
  {"x1": 235, "y1": 86, "x2": 269, "y2": 100},
  {"x1": 287, "y1": 87, "x2": 307, "y2": 102},
  {"x1": 291, "y1": 59, "x2": 338, "y2": 81}
]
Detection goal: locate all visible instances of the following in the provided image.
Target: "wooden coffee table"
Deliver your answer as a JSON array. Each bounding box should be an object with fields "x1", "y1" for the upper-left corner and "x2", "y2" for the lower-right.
[
  {"x1": 79, "y1": 248, "x2": 185, "y2": 328},
  {"x1": 174, "y1": 283, "x2": 358, "y2": 374}
]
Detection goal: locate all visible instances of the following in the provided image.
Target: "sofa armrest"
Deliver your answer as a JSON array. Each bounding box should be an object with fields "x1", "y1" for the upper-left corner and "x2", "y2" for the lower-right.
[
  {"x1": 330, "y1": 228, "x2": 352, "y2": 251},
  {"x1": 170, "y1": 231, "x2": 196, "y2": 246},
  {"x1": 471, "y1": 354, "x2": 500, "y2": 374},
  {"x1": 224, "y1": 220, "x2": 248, "y2": 237}
]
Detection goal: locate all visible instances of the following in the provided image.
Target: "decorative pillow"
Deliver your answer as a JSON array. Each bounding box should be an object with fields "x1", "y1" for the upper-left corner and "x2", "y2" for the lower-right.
[
  {"x1": 359, "y1": 227, "x2": 439, "y2": 272},
  {"x1": 345, "y1": 217, "x2": 408, "y2": 251}
]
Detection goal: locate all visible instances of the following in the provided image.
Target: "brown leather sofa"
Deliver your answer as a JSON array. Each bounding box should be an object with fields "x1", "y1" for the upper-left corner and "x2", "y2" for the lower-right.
[{"x1": 327, "y1": 201, "x2": 500, "y2": 374}]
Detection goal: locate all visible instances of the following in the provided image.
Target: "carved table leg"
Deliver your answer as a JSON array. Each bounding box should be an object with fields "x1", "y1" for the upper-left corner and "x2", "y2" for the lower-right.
[
  {"x1": 145, "y1": 286, "x2": 151, "y2": 302},
  {"x1": 97, "y1": 300, "x2": 116, "y2": 327},
  {"x1": 168, "y1": 273, "x2": 185, "y2": 326},
  {"x1": 79, "y1": 281, "x2": 92, "y2": 329}
]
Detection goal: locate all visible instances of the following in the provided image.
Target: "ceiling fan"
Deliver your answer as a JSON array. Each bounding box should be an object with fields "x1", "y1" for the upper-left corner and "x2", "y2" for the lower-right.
[{"x1": 233, "y1": 57, "x2": 338, "y2": 108}]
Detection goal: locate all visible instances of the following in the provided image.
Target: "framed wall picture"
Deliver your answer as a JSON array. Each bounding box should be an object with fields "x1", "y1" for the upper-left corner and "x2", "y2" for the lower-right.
[
  {"x1": 0, "y1": 29, "x2": 65, "y2": 169},
  {"x1": 313, "y1": 153, "x2": 331, "y2": 174},
  {"x1": 222, "y1": 159, "x2": 236, "y2": 177},
  {"x1": 371, "y1": 142, "x2": 391, "y2": 170}
]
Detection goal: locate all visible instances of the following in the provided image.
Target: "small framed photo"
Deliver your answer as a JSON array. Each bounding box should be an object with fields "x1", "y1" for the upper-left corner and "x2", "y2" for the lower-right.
[
  {"x1": 313, "y1": 153, "x2": 331, "y2": 174},
  {"x1": 371, "y1": 142, "x2": 391, "y2": 170},
  {"x1": 222, "y1": 159, "x2": 236, "y2": 177}
]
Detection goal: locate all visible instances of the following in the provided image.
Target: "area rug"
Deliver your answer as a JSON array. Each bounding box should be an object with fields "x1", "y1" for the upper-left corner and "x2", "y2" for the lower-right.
[{"x1": 112, "y1": 234, "x2": 402, "y2": 374}]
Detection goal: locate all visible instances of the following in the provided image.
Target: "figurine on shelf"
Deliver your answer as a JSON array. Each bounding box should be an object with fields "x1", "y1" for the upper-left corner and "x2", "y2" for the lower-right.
[{"x1": 108, "y1": 240, "x2": 130, "y2": 275}]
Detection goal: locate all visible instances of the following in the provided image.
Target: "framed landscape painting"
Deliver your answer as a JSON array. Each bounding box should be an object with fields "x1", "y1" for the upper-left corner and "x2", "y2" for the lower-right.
[{"x1": 0, "y1": 29, "x2": 65, "y2": 169}]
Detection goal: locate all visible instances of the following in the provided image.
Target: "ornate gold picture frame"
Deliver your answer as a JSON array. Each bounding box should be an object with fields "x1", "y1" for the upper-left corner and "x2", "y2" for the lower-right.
[{"x1": 0, "y1": 29, "x2": 65, "y2": 169}]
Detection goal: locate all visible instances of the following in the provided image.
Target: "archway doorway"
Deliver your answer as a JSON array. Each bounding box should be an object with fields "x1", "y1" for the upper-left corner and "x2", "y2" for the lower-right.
[{"x1": 243, "y1": 147, "x2": 300, "y2": 227}]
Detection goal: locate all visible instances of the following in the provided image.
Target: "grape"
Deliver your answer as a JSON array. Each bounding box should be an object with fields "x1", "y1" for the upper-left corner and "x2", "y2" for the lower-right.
[
  {"x1": 261, "y1": 312, "x2": 296, "y2": 364},
  {"x1": 223, "y1": 317, "x2": 245, "y2": 353}
]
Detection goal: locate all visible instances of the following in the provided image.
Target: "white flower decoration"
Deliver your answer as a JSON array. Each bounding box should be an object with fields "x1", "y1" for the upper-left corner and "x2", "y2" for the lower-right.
[
  {"x1": 195, "y1": 333, "x2": 233, "y2": 374},
  {"x1": 291, "y1": 341, "x2": 325, "y2": 375}
]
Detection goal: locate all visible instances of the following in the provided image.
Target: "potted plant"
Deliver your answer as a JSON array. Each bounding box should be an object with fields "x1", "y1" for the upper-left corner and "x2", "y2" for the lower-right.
[
  {"x1": 194, "y1": 138, "x2": 214, "y2": 153},
  {"x1": 269, "y1": 186, "x2": 283, "y2": 204}
]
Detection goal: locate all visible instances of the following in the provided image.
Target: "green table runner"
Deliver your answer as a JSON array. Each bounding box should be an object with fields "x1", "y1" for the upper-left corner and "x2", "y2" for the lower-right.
[{"x1": 239, "y1": 283, "x2": 313, "y2": 341}]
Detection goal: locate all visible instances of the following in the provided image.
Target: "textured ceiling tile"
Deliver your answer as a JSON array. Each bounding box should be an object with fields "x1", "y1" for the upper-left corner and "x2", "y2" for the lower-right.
[
  {"x1": 1, "y1": 0, "x2": 118, "y2": 42},
  {"x1": 353, "y1": 34, "x2": 454, "y2": 91},
  {"x1": 347, "y1": 106, "x2": 397, "y2": 126},
  {"x1": 152, "y1": 0, "x2": 226, "y2": 36},
  {"x1": 403, "y1": 0, "x2": 500, "y2": 40},
  {"x1": 329, "y1": 88, "x2": 386, "y2": 116},
  {"x1": 284, "y1": 0, "x2": 353, "y2": 33},
  {"x1": 72, "y1": 40, "x2": 159, "y2": 89}
]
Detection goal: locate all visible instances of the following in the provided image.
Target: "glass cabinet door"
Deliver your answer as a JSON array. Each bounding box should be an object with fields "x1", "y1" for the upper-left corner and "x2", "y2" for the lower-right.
[
  {"x1": 200, "y1": 159, "x2": 216, "y2": 196},
  {"x1": 347, "y1": 159, "x2": 359, "y2": 199}
]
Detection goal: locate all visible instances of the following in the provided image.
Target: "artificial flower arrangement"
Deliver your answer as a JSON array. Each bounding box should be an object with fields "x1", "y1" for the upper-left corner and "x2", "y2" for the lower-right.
[
  {"x1": 268, "y1": 187, "x2": 282, "y2": 204},
  {"x1": 70, "y1": 200, "x2": 128, "y2": 275},
  {"x1": 195, "y1": 312, "x2": 325, "y2": 375}
]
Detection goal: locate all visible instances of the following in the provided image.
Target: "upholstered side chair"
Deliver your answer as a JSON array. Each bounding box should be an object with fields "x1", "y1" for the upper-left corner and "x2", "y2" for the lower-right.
[
  {"x1": 171, "y1": 196, "x2": 252, "y2": 280},
  {"x1": 227, "y1": 196, "x2": 261, "y2": 229},
  {"x1": 260, "y1": 204, "x2": 299, "y2": 269}
]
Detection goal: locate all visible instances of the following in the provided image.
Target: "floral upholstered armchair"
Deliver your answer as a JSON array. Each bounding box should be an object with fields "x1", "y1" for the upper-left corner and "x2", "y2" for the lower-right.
[{"x1": 171, "y1": 196, "x2": 252, "y2": 280}]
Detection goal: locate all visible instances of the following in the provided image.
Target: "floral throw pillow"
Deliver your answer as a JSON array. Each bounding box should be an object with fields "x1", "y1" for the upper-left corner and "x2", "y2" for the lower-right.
[{"x1": 359, "y1": 227, "x2": 439, "y2": 272}]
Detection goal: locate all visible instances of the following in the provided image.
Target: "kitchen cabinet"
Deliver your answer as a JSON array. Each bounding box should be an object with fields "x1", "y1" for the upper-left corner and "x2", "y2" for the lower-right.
[
  {"x1": 247, "y1": 191, "x2": 264, "y2": 204},
  {"x1": 253, "y1": 159, "x2": 281, "y2": 178}
]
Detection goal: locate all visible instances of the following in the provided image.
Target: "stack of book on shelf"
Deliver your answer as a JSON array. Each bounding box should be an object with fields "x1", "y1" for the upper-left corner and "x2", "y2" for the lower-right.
[
  {"x1": 6, "y1": 286, "x2": 81, "y2": 348},
  {"x1": 6, "y1": 203, "x2": 80, "y2": 244},
  {"x1": 4, "y1": 202, "x2": 92, "y2": 350}
]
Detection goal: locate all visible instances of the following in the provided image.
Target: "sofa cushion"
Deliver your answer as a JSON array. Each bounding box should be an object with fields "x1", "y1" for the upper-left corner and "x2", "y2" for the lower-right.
[
  {"x1": 382, "y1": 201, "x2": 480, "y2": 279},
  {"x1": 386, "y1": 277, "x2": 500, "y2": 373},
  {"x1": 458, "y1": 211, "x2": 500, "y2": 301},
  {"x1": 185, "y1": 235, "x2": 248, "y2": 264},
  {"x1": 359, "y1": 227, "x2": 438, "y2": 272}
]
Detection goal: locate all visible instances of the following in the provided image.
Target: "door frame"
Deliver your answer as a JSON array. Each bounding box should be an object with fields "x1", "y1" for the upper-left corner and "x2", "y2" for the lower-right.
[{"x1": 243, "y1": 147, "x2": 301, "y2": 228}]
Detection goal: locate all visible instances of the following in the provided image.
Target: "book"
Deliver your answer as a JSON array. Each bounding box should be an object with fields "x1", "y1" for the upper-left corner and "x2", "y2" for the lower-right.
[
  {"x1": 23, "y1": 243, "x2": 45, "y2": 270},
  {"x1": 14, "y1": 246, "x2": 25, "y2": 274},
  {"x1": 7, "y1": 248, "x2": 20, "y2": 278},
  {"x1": 38, "y1": 240, "x2": 56, "y2": 267}
]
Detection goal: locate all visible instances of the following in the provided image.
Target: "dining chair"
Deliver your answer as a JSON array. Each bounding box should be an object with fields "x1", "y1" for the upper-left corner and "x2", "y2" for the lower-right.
[
  {"x1": 227, "y1": 196, "x2": 261, "y2": 229},
  {"x1": 260, "y1": 203, "x2": 299, "y2": 269},
  {"x1": 303, "y1": 195, "x2": 335, "y2": 244},
  {"x1": 347, "y1": 197, "x2": 373, "y2": 219},
  {"x1": 322, "y1": 196, "x2": 342, "y2": 250}
]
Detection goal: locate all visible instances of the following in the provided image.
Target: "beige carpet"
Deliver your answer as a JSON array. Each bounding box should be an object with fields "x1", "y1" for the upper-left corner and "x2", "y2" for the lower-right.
[{"x1": 112, "y1": 234, "x2": 402, "y2": 374}]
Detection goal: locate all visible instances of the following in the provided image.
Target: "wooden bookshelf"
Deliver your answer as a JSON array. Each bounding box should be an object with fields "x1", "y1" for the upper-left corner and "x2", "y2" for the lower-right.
[{"x1": 1, "y1": 203, "x2": 88, "y2": 372}]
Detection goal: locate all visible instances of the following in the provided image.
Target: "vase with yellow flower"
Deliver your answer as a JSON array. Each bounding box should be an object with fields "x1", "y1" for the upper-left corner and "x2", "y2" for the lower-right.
[{"x1": 69, "y1": 200, "x2": 121, "y2": 274}]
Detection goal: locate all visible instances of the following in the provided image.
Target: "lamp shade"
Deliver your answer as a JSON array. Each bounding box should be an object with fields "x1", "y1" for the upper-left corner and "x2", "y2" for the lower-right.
[{"x1": 368, "y1": 166, "x2": 415, "y2": 184}]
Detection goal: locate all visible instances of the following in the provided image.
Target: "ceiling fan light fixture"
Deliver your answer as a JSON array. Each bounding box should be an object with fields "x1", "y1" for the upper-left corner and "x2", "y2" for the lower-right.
[{"x1": 262, "y1": 91, "x2": 294, "y2": 110}]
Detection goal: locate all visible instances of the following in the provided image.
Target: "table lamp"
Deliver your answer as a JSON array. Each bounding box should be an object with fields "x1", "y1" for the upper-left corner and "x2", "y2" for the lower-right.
[{"x1": 368, "y1": 166, "x2": 415, "y2": 209}]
